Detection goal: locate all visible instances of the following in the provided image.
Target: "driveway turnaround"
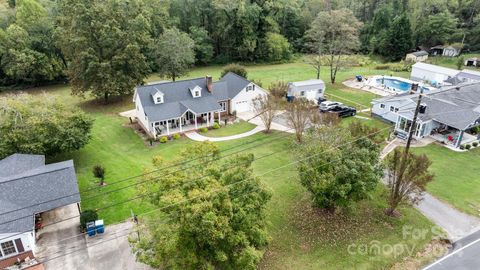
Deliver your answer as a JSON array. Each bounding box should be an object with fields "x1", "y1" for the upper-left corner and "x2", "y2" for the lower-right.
[
  {"x1": 185, "y1": 125, "x2": 265, "y2": 142},
  {"x1": 423, "y1": 229, "x2": 480, "y2": 270},
  {"x1": 35, "y1": 206, "x2": 151, "y2": 270}
]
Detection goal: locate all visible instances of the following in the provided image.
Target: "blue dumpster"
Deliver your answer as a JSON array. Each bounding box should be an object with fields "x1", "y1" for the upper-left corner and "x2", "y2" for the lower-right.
[
  {"x1": 355, "y1": 75, "x2": 363, "y2": 82},
  {"x1": 95, "y1": 219, "x2": 104, "y2": 234},
  {"x1": 86, "y1": 221, "x2": 96, "y2": 236}
]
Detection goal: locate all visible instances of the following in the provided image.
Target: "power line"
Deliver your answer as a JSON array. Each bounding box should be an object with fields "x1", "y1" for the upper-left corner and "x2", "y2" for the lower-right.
[
  {"x1": 0, "y1": 126, "x2": 296, "y2": 219},
  {"x1": 0, "y1": 126, "x2": 392, "y2": 243},
  {"x1": 34, "y1": 126, "x2": 392, "y2": 264}
]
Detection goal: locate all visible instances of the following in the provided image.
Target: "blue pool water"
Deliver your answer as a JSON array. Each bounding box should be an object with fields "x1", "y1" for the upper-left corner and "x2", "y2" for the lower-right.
[{"x1": 376, "y1": 78, "x2": 411, "y2": 91}]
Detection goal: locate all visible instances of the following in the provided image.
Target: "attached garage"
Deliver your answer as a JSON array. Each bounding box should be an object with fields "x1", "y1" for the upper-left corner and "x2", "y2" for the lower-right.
[{"x1": 234, "y1": 100, "x2": 252, "y2": 113}]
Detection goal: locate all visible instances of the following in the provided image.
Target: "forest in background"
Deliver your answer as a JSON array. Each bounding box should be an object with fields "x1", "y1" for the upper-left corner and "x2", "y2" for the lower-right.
[{"x1": 1, "y1": 0, "x2": 479, "y2": 88}]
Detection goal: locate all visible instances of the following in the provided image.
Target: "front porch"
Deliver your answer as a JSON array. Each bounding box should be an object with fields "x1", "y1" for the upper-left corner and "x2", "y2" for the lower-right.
[
  {"x1": 429, "y1": 127, "x2": 478, "y2": 149},
  {"x1": 152, "y1": 110, "x2": 222, "y2": 137}
]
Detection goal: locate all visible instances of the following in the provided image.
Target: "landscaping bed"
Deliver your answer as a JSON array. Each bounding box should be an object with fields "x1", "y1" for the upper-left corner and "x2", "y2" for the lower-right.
[{"x1": 201, "y1": 120, "x2": 257, "y2": 137}]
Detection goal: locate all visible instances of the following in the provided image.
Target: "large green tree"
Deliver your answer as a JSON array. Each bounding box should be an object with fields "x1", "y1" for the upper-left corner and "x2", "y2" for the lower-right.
[
  {"x1": 189, "y1": 26, "x2": 213, "y2": 65},
  {"x1": 0, "y1": 93, "x2": 93, "y2": 159},
  {"x1": 415, "y1": 11, "x2": 458, "y2": 47},
  {"x1": 306, "y1": 9, "x2": 362, "y2": 84},
  {"x1": 132, "y1": 142, "x2": 271, "y2": 269},
  {"x1": 295, "y1": 123, "x2": 383, "y2": 212},
  {"x1": 0, "y1": 0, "x2": 64, "y2": 86},
  {"x1": 382, "y1": 14, "x2": 412, "y2": 61},
  {"x1": 56, "y1": 0, "x2": 152, "y2": 102},
  {"x1": 155, "y1": 27, "x2": 195, "y2": 81}
]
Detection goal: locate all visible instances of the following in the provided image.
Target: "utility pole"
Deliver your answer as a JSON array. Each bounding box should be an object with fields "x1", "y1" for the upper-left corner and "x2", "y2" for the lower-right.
[{"x1": 405, "y1": 84, "x2": 424, "y2": 154}]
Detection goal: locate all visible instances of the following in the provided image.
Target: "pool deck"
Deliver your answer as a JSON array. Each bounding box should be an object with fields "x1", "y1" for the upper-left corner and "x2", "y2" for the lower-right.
[{"x1": 342, "y1": 79, "x2": 394, "y2": 97}]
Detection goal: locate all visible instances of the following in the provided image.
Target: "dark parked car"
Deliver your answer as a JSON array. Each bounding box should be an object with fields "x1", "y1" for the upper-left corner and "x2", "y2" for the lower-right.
[
  {"x1": 326, "y1": 105, "x2": 356, "y2": 118},
  {"x1": 317, "y1": 97, "x2": 327, "y2": 105}
]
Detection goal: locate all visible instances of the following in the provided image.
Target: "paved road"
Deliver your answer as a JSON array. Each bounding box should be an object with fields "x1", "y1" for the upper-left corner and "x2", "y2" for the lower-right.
[{"x1": 423, "y1": 229, "x2": 480, "y2": 270}]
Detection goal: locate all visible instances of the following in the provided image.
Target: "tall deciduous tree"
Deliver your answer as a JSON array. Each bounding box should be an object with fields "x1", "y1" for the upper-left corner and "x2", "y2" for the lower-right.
[
  {"x1": 385, "y1": 148, "x2": 434, "y2": 216},
  {"x1": 295, "y1": 125, "x2": 382, "y2": 212},
  {"x1": 155, "y1": 27, "x2": 195, "y2": 81},
  {"x1": 252, "y1": 94, "x2": 279, "y2": 133},
  {"x1": 306, "y1": 9, "x2": 362, "y2": 84},
  {"x1": 415, "y1": 11, "x2": 458, "y2": 47},
  {"x1": 56, "y1": 0, "x2": 151, "y2": 102},
  {"x1": 189, "y1": 26, "x2": 214, "y2": 65},
  {"x1": 284, "y1": 99, "x2": 314, "y2": 143},
  {"x1": 132, "y1": 142, "x2": 271, "y2": 269},
  {"x1": 0, "y1": 93, "x2": 93, "y2": 159}
]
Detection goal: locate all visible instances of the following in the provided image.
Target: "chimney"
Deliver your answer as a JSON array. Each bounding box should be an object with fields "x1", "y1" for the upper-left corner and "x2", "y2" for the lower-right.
[
  {"x1": 419, "y1": 103, "x2": 427, "y2": 114},
  {"x1": 206, "y1": 75, "x2": 213, "y2": 92}
]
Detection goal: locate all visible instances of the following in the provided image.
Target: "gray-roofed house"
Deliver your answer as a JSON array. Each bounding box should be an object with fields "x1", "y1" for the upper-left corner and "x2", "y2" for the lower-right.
[
  {"x1": 0, "y1": 154, "x2": 80, "y2": 268},
  {"x1": 406, "y1": 51, "x2": 429, "y2": 62},
  {"x1": 371, "y1": 83, "x2": 480, "y2": 149},
  {"x1": 133, "y1": 72, "x2": 267, "y2": 137}
]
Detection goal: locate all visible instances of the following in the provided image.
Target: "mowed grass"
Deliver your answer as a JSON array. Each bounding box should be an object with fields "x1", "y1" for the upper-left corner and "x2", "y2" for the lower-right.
[
  {"x1": 203, "y1": 120, "x2": 257, "y2": 137},
  {"x1": 411, "y1": 144, "x2": 480, "y2": 217},
  {"x1": 6, "y1": 59, "x2": 439, "y2": 269}
]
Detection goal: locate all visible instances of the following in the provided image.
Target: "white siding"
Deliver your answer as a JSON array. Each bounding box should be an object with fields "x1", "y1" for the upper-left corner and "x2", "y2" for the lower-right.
[
  {"x1": 134, "y1": 90, "x2": 152, "y2": 135},
  {"x1": 230, "y1": 83, "x2": 268, "y2": 113},
  {"x1": 371, "y1": 99, "x2": 415, "y2": 123},
  {"x1": 410, "y1": 63, "x2": 459, "y2": 84},
  {"x1": 0, "y1": 232, "x2": 34, "y2": 259},
  {"x1": 287, "y1": 82, "x2": 325, "y2": 102}
]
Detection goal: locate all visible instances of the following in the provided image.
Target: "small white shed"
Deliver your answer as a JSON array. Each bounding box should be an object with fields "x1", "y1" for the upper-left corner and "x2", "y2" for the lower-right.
[{"x1": 287, "y1": 79, "x2": 325, "y2": 102}]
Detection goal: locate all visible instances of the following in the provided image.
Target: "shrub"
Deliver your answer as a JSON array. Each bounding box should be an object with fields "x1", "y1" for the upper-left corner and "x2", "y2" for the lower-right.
[
  {"x1": 160, "y1": 136, "x2": 168, "y2": 143},
  {"x1": 199, "y1": 127, "x2": 208, "y2": 133},
  {"x1": 92, "y1": 165, "x2": 106, "y2": 185},
  {"x1": 172, "y1": 133, "x2": 181, "y2": 140},
  {"x1": 80, "y1": 210, "x2": 98, "y2": 230},
  {"x1": 465, "y1": 144, "x2": 472, "y2": 150},
  {"x1": 460, "y1": 145, "x2": 465, "y2": 150},
  {"x1": 220, "y1": 63, "x2": 247, "y2": 78},
  {"x1": 212, "y1": 122, "x2": 220, "y2": 129},
  {"x1": 473, "y1": 142, "x2": 478, "y2": 147},
  {"x1": 374, "y1": 64, "x2": 390, "y2": 70}
]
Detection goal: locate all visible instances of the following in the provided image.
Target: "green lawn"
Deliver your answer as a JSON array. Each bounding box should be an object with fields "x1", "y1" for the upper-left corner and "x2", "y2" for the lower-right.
[
  {"x1": 6, "y1": 59, "x2": 440, "y2": 269},
  {"x1": 411, "y1": 144, "x2": 480, "y2": 217},
  {"x1": 202, "y1": 120, "x2": 257, "y2": 137},
  {"x1": 426, "y1": 53, "x2": 480, "y2": 70}
]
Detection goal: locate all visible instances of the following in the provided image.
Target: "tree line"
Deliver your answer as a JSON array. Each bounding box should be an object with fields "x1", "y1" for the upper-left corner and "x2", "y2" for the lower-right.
[{"x1": 1, "y1": 0, "x2": 479, "y2": 90}]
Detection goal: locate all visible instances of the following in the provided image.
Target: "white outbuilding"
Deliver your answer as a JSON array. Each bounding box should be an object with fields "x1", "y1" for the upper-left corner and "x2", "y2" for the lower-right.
[
  {"x1": 410, "y1": 62, "x2": 460, "y2": 86},
  {"x1": 287, "y1": 79, "x2": 325, "y2": 103}
]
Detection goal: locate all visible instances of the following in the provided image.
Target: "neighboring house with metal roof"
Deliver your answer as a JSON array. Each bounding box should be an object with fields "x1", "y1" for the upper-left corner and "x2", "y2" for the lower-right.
[
  {"x1": 371, "y1": 83, "x2": 480, "y2": 149},
  {"x1": 406, "y1": 51, "x2": 429, "y2": 62},
  {"x1": 133, "y1": 72, "x2": 267, "y2": 137},
  {"x1": 0, "y1": 154, "x2": 80, "y2": 269},
  {"x1": 287, "y1": 79, "x2": 325, "y2": 103},
  {"x1": 410, "y1": 62, "x2": 460, "y2": 87}
]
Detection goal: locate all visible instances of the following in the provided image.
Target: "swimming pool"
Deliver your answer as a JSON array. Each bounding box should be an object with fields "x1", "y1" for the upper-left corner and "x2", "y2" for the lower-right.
[
  {"x1": 374, "y1": 76, "x2": 429, "y2": 92},
  {"x1": 376, "y1": 77, "x2": 411, "y2": 91}
]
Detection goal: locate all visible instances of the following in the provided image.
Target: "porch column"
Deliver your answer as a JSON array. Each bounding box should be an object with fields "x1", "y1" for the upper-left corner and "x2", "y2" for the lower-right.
[
  {"x1": 179, "y1": 117, "x2": 183, "y2": 132},
  {"x1": 456, "y1": 130, "x2": 464, "y2": 148},
  {"x1": 195, "y1": 114, "x2": 198, "y2": 129},
  {"x1": 395, "y1": 116, "x2": 400, "y2": 130},
  {"x1": 211, "y1": 112, "x2": 214, "y2": 124},
  {"x1": 218, "y1": 111, "x2": 221, "y2": 124},
  {"x1": 206, "y1": 113, "x2": 210, "y2": 126},
  {"x1": 166, "y1": 120, "x2": 170, "y2": 135}
]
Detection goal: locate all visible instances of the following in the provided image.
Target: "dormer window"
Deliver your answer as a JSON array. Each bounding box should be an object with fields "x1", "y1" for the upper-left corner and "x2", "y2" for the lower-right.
[
  {"x1": 190, "y1": 85, "x2": 202, "y2": 98},
  {"x1": 152, "y1": 90, "x2": 164, "y2": 104},
  {"x1": 246, "y1": 85, "x2": 255, "y2": 92}
]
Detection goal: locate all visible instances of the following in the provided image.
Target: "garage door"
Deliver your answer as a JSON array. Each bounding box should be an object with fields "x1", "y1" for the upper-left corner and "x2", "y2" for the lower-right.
[{"x1": 235, "y1": 100, "x2": 251, "y2": 113}]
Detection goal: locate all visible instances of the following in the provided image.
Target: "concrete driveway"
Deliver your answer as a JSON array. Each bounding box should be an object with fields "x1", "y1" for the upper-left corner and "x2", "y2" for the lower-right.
[
  {"x1": 35, "y1": 205, "x2": 151, "y2": 270},
  {"x1": 237, "y1": 111, "x2": 293, "y2": 133}
]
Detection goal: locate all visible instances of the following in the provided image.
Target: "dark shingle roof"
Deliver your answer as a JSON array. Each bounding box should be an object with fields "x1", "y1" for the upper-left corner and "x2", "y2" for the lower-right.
[
  {"x1": 136, "y1": 72, "x2": 252, "y2": 122},
  {"x1": 389, "y1": 83, "x2": 480, "y2": 130},
  {"x1": 0, "y1": 154, "x2": 80, "y2": 234}
]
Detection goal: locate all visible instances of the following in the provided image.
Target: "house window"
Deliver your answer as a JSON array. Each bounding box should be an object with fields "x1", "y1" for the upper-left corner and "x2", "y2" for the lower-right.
[
  {"x1": 156, "y1": 96, "x2": 163, "y2": 103},
  {"x1": 317, "y1": 89, "x2": 323, "y2": 94},
  {"x1": 246, "y1": 85, "x2": 254, "y2": 91},
  {"x1": 194, "y1": 91, "x2": 200, "y2": 97},
  {"x1": 300, "y1": 91, "x2": 305, "y2": 96},
  {"x1": 390, "y1": 106, "x2": 395, "y2": 112},
  {"x1": 220, "y1": 101, "x2": 227, "y2": 112},
  {"x1": 395, "y1": 107, "x2": 399, "y2": 112},
  {"x1": 1, "y1": 240, "x2": 17, "y2": 257},
  {"x1": 380, "y1": 104, "x2": 385, "y2": 109}
]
